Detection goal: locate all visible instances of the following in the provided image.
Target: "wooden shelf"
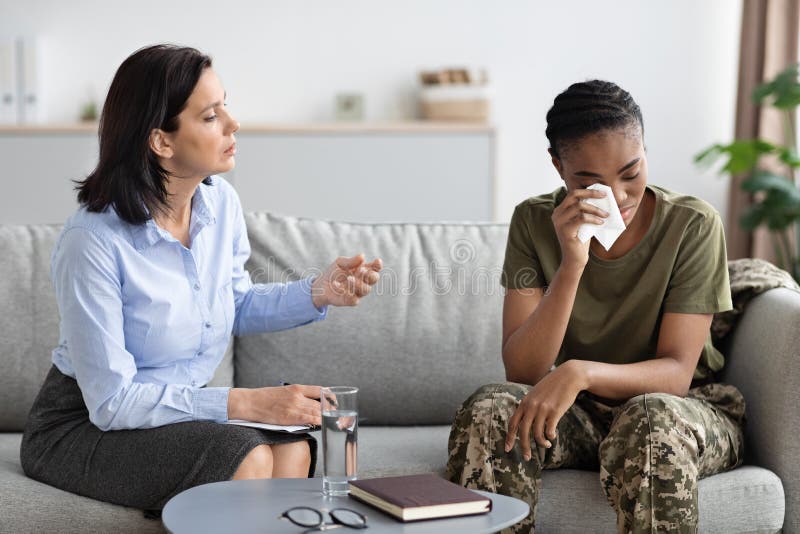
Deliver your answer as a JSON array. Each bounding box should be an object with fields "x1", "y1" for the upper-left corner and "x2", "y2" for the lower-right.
[
  {"x1": 0, "y1": 121, "x2": 493, "y2": 135},
  {"x1": 0, "y1": 123, "x2": 99, "y2": 134}
]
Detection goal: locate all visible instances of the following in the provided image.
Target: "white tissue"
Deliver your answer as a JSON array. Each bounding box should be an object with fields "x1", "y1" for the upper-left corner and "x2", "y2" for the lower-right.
[{"x1": 576, "y1": 183, "x2": 626, "y2": 251}]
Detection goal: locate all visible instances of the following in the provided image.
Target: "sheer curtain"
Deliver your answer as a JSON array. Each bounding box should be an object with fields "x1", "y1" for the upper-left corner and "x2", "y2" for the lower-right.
[{"x1": 728, "y1": 0, "x2": 799, "y2": 260}]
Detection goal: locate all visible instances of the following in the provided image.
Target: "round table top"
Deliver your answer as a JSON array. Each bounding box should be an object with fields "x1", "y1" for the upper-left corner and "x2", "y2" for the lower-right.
[{"x1": 162, "y1": 477, "x2": 528, "y2": 533}]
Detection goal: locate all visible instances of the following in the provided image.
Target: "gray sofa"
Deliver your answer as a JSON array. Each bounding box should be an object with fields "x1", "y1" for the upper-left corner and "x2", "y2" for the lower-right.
[{"x1": 0, "y1": 212, "x2": 794, "y2": 533}]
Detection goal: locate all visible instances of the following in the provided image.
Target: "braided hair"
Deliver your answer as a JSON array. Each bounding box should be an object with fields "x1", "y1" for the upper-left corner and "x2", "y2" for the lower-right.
[{"x1": 545, "y1": 80, "x2": 643, "y2": 159}]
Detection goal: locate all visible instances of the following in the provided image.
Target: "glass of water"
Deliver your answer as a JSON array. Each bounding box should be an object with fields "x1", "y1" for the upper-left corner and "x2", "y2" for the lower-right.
[{"x1": 321, "y1": 386, "x2": 358, "y2": 496}]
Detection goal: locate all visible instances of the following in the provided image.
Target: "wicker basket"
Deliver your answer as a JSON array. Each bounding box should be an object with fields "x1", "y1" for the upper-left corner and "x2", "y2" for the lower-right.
[
  {"x1": 421, "y1": 99, "x2": 489, "y2": 121},
  {"x1": 419, "y1": 85, "x2": 491, "y2": 122}
]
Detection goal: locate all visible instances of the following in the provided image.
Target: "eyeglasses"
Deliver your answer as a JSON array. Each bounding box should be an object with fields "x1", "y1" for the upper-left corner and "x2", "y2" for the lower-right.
[{"x1": 279, "y1": 506, "x2": 368, "y2": 531}]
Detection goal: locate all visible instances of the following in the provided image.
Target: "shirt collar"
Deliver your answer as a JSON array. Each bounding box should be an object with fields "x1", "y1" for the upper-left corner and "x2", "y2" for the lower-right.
[
  {"x1": 129, "y1": 218, "x2": 161, "y2": 251},
  {"x1": 191, "y1": 179, "x2": 216, "y2": 228},
  {"x1": 129, "y1": 178, "x2": 217, "y2": 251}
]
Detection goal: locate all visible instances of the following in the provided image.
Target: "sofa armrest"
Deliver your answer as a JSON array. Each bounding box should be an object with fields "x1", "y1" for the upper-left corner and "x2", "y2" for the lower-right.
[{"x1": 722, "y1": 287, "x2": 800, "y2": 532}]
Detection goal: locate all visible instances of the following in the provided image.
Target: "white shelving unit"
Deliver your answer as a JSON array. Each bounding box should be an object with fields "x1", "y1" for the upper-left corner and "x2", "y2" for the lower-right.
[{"x1": 0, "y1": 122, "x2": 495, "y2": 225}]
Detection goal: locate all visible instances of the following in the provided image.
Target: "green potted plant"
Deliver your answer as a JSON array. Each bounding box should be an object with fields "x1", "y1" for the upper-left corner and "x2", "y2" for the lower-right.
[
  {"x1": 80, "y1": 100, "x2": 98, "y2": 122},
  {"x1": 695, "y1": 64, "x2": 800, "y2": 282}
]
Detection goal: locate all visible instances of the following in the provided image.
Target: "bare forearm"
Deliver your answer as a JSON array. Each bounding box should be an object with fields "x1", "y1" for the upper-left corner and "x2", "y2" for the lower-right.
[
  {"x1": 503, "y1": 265, "x2": 583, "y2": 385},
  {"x1": 572, "y1": 358, "x2": 693, "y2": 400}
]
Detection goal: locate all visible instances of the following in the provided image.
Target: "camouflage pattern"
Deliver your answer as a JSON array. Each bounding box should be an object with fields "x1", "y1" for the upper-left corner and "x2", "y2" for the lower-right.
[
  {"x1": 446, "y1": 382, "x2": 745, "y2": 533},
  {"x1": 711, "y1": 258, "x2": 799, "y2": 343}
]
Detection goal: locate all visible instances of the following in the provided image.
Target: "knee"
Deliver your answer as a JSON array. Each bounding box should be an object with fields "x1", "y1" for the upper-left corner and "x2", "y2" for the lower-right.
[
  {"x1": 19, "y1": 440, "x2": 37, "y2": 480},
  {"x1": 271, "y1": 440, "x2": 312, "y2": 478},
  {"x1": 469, "y1": 383, "x2": 506, "y2": 400},
  {"x1": 19, "y1": 431, "x2": 45, "y2": 481},
  {"x1": 464, "y1": 383, "x2": 530, "y2": 412},
  {"x1": 233, "y1": 444, "x2": 273, "y2": 480},
  {"x1": 297, "y1": 441, "x2": 312, "y2": 472},
  {"x1": 617, "y1": 393, "x2": 680, "y2": 432},
  {"x1": 600, "y1": 394, "x2": 684, "y2": 463},
  {"x1": 290, "y1": 440, "x2": 311, "y2": 465}
]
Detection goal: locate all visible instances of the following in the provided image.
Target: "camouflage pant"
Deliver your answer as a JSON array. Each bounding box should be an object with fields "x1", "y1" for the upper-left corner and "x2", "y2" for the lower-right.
[{"x1": 446, "y1": 382, "x2": 745, "y2": 533}]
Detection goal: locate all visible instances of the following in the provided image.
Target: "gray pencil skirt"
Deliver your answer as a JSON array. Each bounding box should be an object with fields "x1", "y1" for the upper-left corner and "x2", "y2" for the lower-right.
[{"x1": 19, "y1": 366, "x2": 317, "y2": 511}]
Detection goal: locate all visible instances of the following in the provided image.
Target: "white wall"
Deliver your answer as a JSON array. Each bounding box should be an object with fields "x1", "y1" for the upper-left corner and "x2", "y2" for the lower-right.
[{"x1": 0, "y1": 0, "x2": 742, "y2": 223}]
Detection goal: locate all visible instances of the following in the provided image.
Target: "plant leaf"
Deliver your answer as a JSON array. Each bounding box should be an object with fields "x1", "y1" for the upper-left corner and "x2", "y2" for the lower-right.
[
  {"x1": 752, "y1": 64, "x2": 800, "y2": 109},
  {"x1": 740, "y1": 203, "x2": 766, "y2": 230},
  {"x1": 779, "y1": 147, "x2": 800, "y2": 167},
  {"x1": 695, "y1": 140, "x2": 778, "y2": 174},
  {"x1": 693, "y1": 144, "x2": 723, "y2": 166},
  {"x1": 760, "y1": 189, "x2": 800, "y2": 229},
  {"x1": 741, "y1": 171, "x2": 797, "y2": 193}
]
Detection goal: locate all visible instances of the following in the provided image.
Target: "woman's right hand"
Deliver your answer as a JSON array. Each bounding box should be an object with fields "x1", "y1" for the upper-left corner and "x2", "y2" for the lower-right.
[
  {"x1": 227, "y1": 385, "x2": 322, "y2": 426},
  {"x1": 551, "y1": 188, "x2": 608, "y2": 270}
]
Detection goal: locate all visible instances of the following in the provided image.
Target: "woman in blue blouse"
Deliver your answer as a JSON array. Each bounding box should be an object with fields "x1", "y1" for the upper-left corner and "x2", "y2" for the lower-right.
[{"x1": 19, "y1": 44, "x2": 382, "y2": 512}]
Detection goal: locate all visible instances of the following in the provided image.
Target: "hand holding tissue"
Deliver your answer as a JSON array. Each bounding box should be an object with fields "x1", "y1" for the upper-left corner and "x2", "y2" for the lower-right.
[{"x1": 576, "y1": 184, "x2": 626, "y2": 251}]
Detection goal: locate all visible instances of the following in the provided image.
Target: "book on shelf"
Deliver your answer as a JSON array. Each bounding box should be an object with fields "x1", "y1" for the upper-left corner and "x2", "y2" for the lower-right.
[
  {"x1": 348, "y1": 474, "x2": 492, "y2": 522},
  {"x1": 0, "y1": 38, "x2": 17, "y2": 125},
  {"x1": 0, "y1": 36, "x2": 41, "y2": 125},
  {"x1": 18, "y1": 36, "x2": 40, "y2": 124}
]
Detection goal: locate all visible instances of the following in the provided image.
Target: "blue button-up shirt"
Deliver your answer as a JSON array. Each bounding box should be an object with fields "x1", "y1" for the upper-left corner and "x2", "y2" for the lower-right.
[{"x1": 50, "y1": 176, "x2": 326, "y2": 431}]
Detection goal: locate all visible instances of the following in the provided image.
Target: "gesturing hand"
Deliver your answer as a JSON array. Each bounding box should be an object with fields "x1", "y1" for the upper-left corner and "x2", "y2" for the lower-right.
[
  {"x1": 311, "y1": 254, "x2": 383, "y2": 308},
  {"x1": 504, "y1": 361, "x2": 586, "y2": 461}
]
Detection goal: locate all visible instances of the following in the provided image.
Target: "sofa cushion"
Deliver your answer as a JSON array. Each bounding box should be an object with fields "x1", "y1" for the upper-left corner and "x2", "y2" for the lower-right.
[
  {"x1": 236, "y1": 213, "x2": 509, "y2": 425},
  {"x1": 537, "y1": 466, "x2": 784, "y2": 533},
  {"x1": 0, "y1": 433, "x2": 165, "y2": 533}
]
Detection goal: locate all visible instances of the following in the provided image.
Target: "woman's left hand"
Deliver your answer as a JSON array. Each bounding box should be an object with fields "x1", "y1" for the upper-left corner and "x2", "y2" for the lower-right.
[
  {"x1": 504, "y1": 360, "x2": 587, "y2": 461},
  {"x1": 311, "y1": 253, "x2": 383, "y2": 308}
]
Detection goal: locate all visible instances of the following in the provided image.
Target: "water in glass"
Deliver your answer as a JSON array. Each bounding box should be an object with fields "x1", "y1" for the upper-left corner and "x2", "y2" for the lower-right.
[{"x1": 322, "y1": 408, "x2": 358, "y2": 496}]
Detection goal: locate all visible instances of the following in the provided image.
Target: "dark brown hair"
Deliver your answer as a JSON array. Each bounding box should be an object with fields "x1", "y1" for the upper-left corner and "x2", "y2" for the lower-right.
[{"x1": 76, "y1": 44, "x2": 213, "y2": 224}]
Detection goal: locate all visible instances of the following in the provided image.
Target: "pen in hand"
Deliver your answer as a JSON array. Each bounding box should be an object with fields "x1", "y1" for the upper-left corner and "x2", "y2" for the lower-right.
[{"x1": 278, "y1": 380, "x2": 323, "y2": 427}]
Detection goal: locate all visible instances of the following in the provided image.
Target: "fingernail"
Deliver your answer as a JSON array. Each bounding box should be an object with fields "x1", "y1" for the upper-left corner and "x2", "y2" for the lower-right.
[
  {"x1": 545, "y1": 441, "x2": 552, "y2": 448},
  {"x1": 524, "y1": 453, "x2": 531, "y2": 461},
  {"x1": 504, "y1": 443, "x2": 511, "y2": 452}
]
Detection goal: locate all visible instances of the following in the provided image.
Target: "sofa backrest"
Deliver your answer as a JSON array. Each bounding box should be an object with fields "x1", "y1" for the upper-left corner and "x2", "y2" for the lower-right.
[
  {"x1": 237, "y1": 213, "x2": 509, "y2": 425},
  {"x1": 0, "y1": 225, "x2": 64, "y2": 431},
  {"x1": 0, "y1": 215, "x2": 508, "y2": 430}
]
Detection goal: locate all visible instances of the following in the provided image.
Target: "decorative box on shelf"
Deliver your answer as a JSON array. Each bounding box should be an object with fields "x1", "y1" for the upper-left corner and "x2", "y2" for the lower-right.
[{"x1": 418, "y1": 67, "x2": 491, "y2": 122}]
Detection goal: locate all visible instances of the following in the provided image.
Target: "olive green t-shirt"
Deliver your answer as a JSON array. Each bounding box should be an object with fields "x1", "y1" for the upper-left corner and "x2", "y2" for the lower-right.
[{"x1": 501, "y1": 184, "x2": 733, "y2": 379}]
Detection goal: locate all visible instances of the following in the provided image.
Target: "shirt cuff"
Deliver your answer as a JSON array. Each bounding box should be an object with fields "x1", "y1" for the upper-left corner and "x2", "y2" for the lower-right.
[
  {"x1": 193, "y1": 386, "x2": 231, "y2": 422},
  {"x1": 287, "y1": 277, "x2": 328, "y2": 322}
]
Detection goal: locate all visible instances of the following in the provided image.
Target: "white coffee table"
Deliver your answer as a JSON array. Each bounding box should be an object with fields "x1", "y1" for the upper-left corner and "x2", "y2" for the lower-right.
[{"x1": 163, "y1": 477, "x2": 528, "y2": 533}]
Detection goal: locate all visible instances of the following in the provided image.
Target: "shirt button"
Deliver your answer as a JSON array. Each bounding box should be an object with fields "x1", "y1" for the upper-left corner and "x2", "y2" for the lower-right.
[
  {"x1": 196, "y1": 351, "x2": 203, "y2": 357},
  {"x1": 204, "y1": 321, "x2": 212, "y2": 328},
  {"x1": 193, "y1": 283, "x2": 200, "y2": 290},
  {"x1": 191, "y1": 380, "x2": 197, "y2": 386}
]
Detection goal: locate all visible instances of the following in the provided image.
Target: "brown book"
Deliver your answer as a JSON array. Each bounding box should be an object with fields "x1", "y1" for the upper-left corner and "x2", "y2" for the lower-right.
[{"x1": 348, "y1": 474, "x2": 492, "y2": 522}]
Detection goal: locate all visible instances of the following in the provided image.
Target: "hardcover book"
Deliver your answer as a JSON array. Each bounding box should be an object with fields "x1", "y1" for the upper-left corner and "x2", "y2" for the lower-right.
[{"x1": 348, "y1": 474, "x2": 492, "y2": 522}]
